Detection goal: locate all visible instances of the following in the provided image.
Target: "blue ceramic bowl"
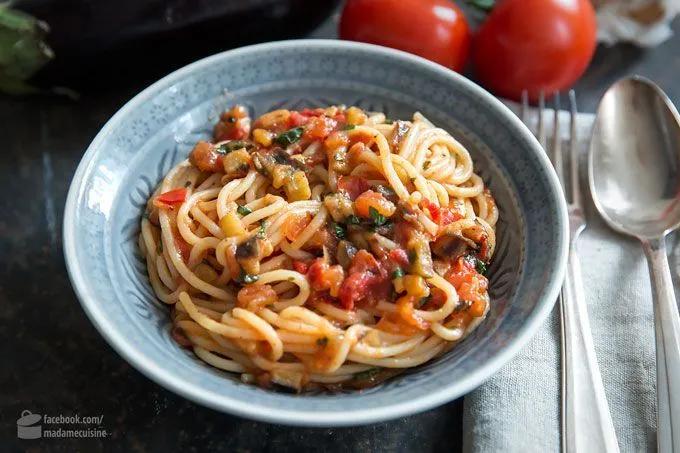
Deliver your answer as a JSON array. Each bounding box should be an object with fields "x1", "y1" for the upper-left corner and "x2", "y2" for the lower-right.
[{"x1": 64, "y1": 40, "x2": 568, "y2": 426}]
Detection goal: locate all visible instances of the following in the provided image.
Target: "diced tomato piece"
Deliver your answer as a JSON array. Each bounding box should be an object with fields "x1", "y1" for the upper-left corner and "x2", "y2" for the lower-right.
[
  {"x1": 154, "y1": 188, "x2": 188, "y2": 209},
  {"x1": 293, "y1": 260, "x2": 309, "y2": 274},
  {"x1": 388, "y1": 249, "x2": 410, "y2": 268},
  {"x1": 289, "y1": 111, "x2": 310, "y2": 127},
  {"x1": 439, "y1": 208, "x2": 462, "y2": 227},
  {"x1": 422, "y1": 199, "x2": 464, "y2": 234},
  {"x1": 338, "y1": 271, "x2": 374, "y2": 310},
  {"x1": 307, "y1": 259, "x2": 345, "y2": 297},
  {"x1": 422, "y1": 199, "x2": 441, "y2": 223},
  {"x1": 333, "y1": 113, "x2": 347, "y2": 124},
  {"x1": 300, "y1": 108, "x2": 325, "y2": 117},
  {"x1": 444, "y1": 255, "x2": 477, "y2": 289},
  {"x1": 337, "y1": 175, "x2": 371, "y2": 201},
  {"x1": 338, "y1": 250, "x2": 389, "y2": 310},
  {"x1": 304, "y1": 116, "x2": 337, "y2": 141}
]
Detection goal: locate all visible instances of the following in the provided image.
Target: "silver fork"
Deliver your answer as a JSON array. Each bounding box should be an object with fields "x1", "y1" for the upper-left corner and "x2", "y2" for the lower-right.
[{"x1": 521, "y1": 91, "x2": 620, "y2": 453}]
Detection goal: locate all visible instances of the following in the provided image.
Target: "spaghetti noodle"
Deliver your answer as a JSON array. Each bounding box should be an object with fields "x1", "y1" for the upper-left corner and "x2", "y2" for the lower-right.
[{"x1": 140, "y1": 105, "x2": 498, "y2": 391}]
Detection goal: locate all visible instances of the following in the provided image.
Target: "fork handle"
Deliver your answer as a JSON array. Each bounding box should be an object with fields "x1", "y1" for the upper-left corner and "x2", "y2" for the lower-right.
[
  {"x1": 641, "y1": 237, "x2": 680, "y2": 453},
  {"x1": 561, "y1": 242, "x2": 620, "y2": 453}
]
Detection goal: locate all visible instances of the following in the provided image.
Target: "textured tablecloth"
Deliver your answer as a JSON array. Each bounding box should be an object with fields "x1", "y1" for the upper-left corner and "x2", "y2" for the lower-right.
[{"x1": 463, "y1": 106, "x2": 662, "y2": 452}]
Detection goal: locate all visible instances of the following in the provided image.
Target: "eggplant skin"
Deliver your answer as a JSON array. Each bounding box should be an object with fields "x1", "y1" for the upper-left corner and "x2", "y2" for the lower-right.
[{"x1": 15, "y1": 0, "x2": 339, "y2": 86}]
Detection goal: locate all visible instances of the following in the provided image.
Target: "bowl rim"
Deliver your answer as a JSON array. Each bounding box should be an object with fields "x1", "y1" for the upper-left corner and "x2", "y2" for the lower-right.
[{"x1": 63, "y1": 39, "x2": 568, "y2": 426}]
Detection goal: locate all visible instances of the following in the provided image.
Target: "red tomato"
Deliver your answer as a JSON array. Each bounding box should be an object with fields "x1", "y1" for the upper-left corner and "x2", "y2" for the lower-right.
[
  {"x1": 340, "y1": 0, "x2": 471, "y2": 72},
  {"x1": 154, "y1": 188, "x2": 187, "y2": 209},
  {"x1": 337, "y1": 175, "x2": 370, "y2": 201},
  {"x1": 292, "y1": 260, "x2": 309, "y2": 274},
  {"x1": 473, "y1": 0, "x2": 597, "y2": 102}
]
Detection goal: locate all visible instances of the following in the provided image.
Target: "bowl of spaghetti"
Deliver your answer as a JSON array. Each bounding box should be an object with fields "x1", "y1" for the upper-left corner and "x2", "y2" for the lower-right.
[{"x1": 64, "y1": 40, "x2": 568, "y2": 426}]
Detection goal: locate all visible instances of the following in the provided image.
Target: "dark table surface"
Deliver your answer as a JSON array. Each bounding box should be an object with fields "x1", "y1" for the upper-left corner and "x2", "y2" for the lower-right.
[{"x1": 2, "y1": 8, "x2": 679, "y2": 452}]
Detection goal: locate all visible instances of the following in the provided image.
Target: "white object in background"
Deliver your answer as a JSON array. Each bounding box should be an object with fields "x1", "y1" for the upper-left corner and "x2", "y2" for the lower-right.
[{"x1": 594, "y1": 0, "x2": 680, "y2": 46}]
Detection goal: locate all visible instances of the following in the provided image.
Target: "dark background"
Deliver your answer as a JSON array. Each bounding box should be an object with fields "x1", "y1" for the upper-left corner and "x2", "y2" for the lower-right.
[{"x1": 2, "y1": 4, "x2": 679, "y2": 452}]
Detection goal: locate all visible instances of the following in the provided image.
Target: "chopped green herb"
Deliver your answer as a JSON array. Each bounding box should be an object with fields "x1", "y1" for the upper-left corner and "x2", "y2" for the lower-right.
[
  {"x1": 423, "y1": 161, "x2": 431, "y2": 171},
  {"x1": 287, "y1": 277, "x2": 295, "y2": 282},
  {"x1": 416, "y1": 295, "x2": 431, "y2": 309},
  {"x1": 275, "y1": 127, "x2": 304, "y2": 147},
  {"x1": 332, "y1": 222, "x2": 346, "y2": 239},
  {"x1": 237, "y1": 205, "x2": 252, "y2": 216},
  {"x1": 354, "y1": 368, "x2": 381, "y2": 381},
  {"x1": 316, "y1": 337, "x2": 329, "y2": 347},
  {"x1": 466, "y1": 253, "x2": 488, "y2": 275},
  {"x1": 347, "y1": 215, "x2": 361, "y2": 225},
  {"x1": 157, "y1": 240, "x2": 163, "y2": 254},
  {"x1": 369, "y1": 206, "x2": 387, "y2": 227},
  {"x1": 216, "y1": 140, "x2": 250, "y2": 154},
  {"x1": 475, "y1": 259, "x2": 488, "y2": 276},
  {"x1": 343, "y1": 124, "x2": 356, "y2": 131},
  {"x1": 392, "y1": 268, "x2": 405, "y2": 279},
  {"x1": 257, "y1": 221, "x2": 267, "y2": 239},
  {"x1": 467, "y1": 0, "x2": 495, "y2": 11},
  {"x1": 238, "y1": 270, "x2": 259, "y2": 284}
]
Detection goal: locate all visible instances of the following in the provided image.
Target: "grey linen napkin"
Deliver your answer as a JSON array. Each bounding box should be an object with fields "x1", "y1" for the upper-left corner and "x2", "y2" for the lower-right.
[{"x1": 463, "y1": 106, "x2": 660, "y2": 452}]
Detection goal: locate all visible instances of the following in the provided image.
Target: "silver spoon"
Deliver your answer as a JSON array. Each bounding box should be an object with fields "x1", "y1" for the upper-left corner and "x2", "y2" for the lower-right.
[{"x1": 589, "y1": 76, "x2": 680, "y2": 452}]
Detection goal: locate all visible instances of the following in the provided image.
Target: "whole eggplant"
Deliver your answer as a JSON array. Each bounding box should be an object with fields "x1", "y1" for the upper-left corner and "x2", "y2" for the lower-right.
[{"x1": 1, "y1": 0, "x2": 339, "y2": 93}]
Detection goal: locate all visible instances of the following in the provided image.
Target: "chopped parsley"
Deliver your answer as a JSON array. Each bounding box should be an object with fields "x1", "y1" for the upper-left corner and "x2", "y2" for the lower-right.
[
  {"x1": 237, "y1": 270, "x2": 259, "y2": 284},
  {"x1": 466, "y1": 253, "x2": 488, "y2": 275},
  {"x1": 332, "y1": 222, "x2": 346, "y2": 239},
  {"x1": 343, "y1": 124, "x2": 356, "y2": 131},
  {"x1": 157, "y1": 240, "x2": 163, "y2": 254},
  {"x1": 274, "y1": 127, "x2": 304, "y2": 147},
  {"x1": 476, "y1": 259, "x2": 488, "y2": 276},
  {"x1": 354, "y1": 368, "x2": 381, "y2": 381},
  {"x1": 257, "y1": 221, "x2": 267, "y2": 239},
  {"x1": 392, "y1": 268, "x2": 405, "y2": 279},
  {"x1": 316, "y1": 337, "x2": 329, "y2": 347},
  {"x1": 237, "y1": 205, "x2": 252, "y2": 216},
  {"x1": 368, "y1": 207, "x2": 387, "y2": 227},
  {"x1": 216, "y1": 140, "x2": 250, "y2": 154}
]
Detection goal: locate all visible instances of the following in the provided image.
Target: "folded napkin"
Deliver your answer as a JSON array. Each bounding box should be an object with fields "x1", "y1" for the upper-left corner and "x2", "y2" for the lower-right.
[{"x1": 463, "y1": 106, "x2": 660, "y2": 452}]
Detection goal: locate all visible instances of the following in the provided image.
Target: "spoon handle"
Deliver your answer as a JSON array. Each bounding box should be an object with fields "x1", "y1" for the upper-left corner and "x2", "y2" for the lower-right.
[
  {"x1": 561, "y1": 244, "x2": 620, "y2": 453},
  {"x1": 641, "y1": 237, "x2": 680, "y2": 453}
]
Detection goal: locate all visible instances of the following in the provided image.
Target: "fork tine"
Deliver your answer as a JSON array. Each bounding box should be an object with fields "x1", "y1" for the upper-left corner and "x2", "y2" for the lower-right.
[
  {"x1": 521, "y1": 90, "x2": 529, "y2": 124},
  {"x1": 568, "y1": 90, "x2": 581, "y2": 207},
  {"x1": 538, "y1": 91, "x2": 546, "y2": 148},
  {"x1": 553, "y1": 92, "x2": 565, "y2": 191}
]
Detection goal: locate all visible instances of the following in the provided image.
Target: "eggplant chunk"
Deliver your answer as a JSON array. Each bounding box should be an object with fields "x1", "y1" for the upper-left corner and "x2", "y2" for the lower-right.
[{"x1": 406, "y1": 231, "x2": 434, "y2": 278}]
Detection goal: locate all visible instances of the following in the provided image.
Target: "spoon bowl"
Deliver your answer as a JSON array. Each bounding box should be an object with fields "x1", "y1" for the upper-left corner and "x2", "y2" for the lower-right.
[
  {"x1": 589, "y1": 75, "x2": 680, "y2": 453},
  {"x1": 589, "y1": 76, "x2": 680, "y2": 239}
]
